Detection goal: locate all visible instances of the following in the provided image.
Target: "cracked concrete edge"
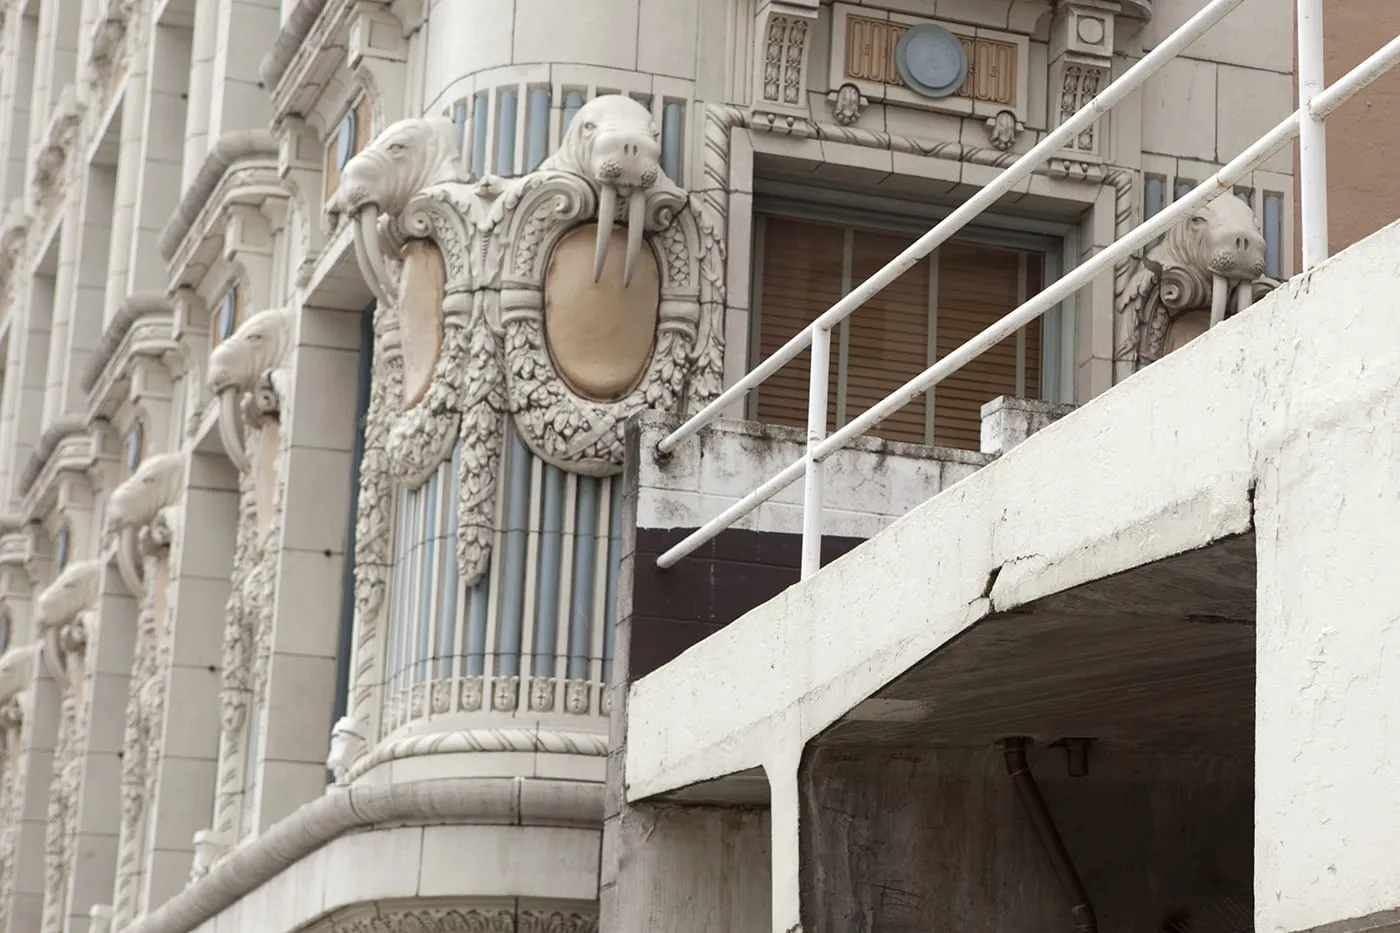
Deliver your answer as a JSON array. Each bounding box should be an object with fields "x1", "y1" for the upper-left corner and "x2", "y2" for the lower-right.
[{"x1": 622, "y1": 217, "x2": 1400, "y2": 804}]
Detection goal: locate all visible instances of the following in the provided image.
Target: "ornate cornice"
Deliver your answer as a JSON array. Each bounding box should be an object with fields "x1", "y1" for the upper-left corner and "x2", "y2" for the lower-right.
[
  {"x1": 741, "y1": 106, "x2": 1114, "y2": 183},
  {"x1": 87, "y1": 0, "x2": 133, "y2": 65},
  {"x1": 159, "y1": 131, "x2": 279, "y2": 262},
  {"x1": 122, "y1": 778, "x2": 603, "y2": 933},
  {"x1": 80, "y1": 292, "x2": 176, "y2": 395},
  {"x1": 0, "y1": 202, "x2": 30, "y2": 300},
  {"x1": 264, "y1": 0, "x2": 356, "y2": 125},
  {"x1": 29, "y1": 87, "x2": 82, "y2": 213},
  {"x1": 345, "y1": 729, "x2": 608, "y2": 783},
  {"x1": 0, "y1": 528, "x2": 38, "y2": 577},
  {"x1": 18, "y1": 418, "x2": 90, "y2": 497},
  {"x1": 324, "y1": 905, "x2": 598, "y2": 933}
]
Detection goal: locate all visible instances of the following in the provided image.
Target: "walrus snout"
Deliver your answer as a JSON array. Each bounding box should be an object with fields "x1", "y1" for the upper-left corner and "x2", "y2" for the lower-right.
[
  {"x1": 1207, "y1": 227, "x2": 1267, "y2": 279},
  {"x1": 590, "y1": 126, "x2": 662, "y2": 192}
]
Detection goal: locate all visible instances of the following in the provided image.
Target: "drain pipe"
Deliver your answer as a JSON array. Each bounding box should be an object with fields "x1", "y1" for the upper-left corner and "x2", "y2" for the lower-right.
[{"x1": 1002, "y1": 737, "x2": 1098, "y2": 933}]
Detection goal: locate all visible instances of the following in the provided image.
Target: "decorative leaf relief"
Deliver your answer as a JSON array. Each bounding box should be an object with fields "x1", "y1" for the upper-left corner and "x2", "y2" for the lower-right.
[
  {"x1": 457, "y1": 301, "x2": 506, "y2": 588},
  {"x1": 386, "y1": 323, "x2": 469, "y2": 487}
]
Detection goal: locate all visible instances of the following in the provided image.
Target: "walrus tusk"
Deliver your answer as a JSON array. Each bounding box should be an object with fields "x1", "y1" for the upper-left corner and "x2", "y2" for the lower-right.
[
  {"x1": 41, "y1": 625, "x2": 68, "y2": 689},
  {"x1": 594, "y1": 184, "x2": 618, "y2": 283},
  {"x1": 354, "y1": 207, "x2": 395, "y2": 307},
  {"x1": 1234, "y1": 281, "x2": 1254, "y2": 314},
  {"x1": 217, "y1": 387, "x2": 251, "y2": 474},
  {"x1": 1209, "y1": 274, "x2": 1230, "y2": 328},
  {"x1": 623, "y1": 189, "x2": 646, "y2": 288},
  {"x1": 116, "y1": 525, "x2": 146, "y2": 600}
]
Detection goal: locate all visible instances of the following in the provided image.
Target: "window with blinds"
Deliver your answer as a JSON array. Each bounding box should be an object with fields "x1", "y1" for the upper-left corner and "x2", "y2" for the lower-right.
[{"x1": 752, "y1": 215, "x2": 1045, "y2": 450}]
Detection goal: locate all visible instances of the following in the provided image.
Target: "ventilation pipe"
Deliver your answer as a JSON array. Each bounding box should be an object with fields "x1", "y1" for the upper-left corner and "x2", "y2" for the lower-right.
[{"x1": 1002, "y1": 737, "x2": 1098, "y2": 933}]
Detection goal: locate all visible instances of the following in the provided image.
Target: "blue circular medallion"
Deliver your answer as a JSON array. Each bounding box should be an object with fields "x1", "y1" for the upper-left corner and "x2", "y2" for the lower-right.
[{"x1": 895, "y1": 24, "x2": 969, "y2": 100}]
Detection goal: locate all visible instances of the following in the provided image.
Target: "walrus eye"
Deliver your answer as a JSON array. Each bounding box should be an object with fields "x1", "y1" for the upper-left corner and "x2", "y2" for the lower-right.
[
  {"x1": 1190, "y1": 215, "x2": 1207, "y2": 227},
  {"x1": 583, "y1": 121, "x2": 597, "y2": 132}
]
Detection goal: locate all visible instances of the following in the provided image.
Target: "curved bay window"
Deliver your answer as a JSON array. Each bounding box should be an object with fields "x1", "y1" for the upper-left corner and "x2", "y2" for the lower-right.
[
  {"x1": 749, "y1": 204, "x2": 1071, "y2": 448},
  {"x1": 380, "y1": 431, "x2": 623, "y2": 734}
]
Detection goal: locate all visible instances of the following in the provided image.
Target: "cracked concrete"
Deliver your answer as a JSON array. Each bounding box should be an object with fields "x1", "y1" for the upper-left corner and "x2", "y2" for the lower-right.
[{"x1": 624, "y1": 218, "x2": 1400, "y2": 933}]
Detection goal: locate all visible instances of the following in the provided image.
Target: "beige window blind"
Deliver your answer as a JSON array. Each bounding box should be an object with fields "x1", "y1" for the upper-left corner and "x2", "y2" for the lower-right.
[{"x1": 753, "y1": 214, "x2": 1045, "y2": 451}]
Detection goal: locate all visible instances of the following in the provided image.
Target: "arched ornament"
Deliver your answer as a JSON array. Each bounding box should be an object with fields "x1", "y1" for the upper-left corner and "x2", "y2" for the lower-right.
[{"x1": 340, "y1": 95, "x2": 726, "y2": 587}]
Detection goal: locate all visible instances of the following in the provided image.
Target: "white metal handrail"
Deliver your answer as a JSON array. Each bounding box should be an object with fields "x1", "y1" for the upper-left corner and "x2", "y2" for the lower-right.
[{"x1": 656, "y1": 0, "x2": 1400, "y2": 577}]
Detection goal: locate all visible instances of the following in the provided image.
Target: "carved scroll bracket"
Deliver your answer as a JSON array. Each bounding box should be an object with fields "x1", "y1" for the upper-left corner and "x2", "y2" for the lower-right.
[
  {"x1": 1048, "y1": 0, "x2": 1121, "y2": 170},
  {"x1": 105, "y1": 452, "x2": 184, "y2": 928},
  {"x1": 346, "y1": 3, "x2": 410, "y2": 133}
]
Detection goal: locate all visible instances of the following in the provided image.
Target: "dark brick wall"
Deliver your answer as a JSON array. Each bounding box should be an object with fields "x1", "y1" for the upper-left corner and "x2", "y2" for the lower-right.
[{"x1": 624, "y1": 528, "x2": 864, "y2": 681}]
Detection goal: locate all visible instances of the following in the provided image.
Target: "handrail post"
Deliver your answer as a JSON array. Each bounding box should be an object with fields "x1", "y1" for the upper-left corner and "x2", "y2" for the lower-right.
[
  {"x1": 1298, "y1": 0, "x2": 1329, "y2": 269},
  {"x1": 801, "y1": 326, "x2": 831, "y2": 579}
]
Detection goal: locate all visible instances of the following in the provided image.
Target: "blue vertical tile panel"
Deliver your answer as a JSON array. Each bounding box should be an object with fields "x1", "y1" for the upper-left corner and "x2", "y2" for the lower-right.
[
  {"x1": 562, "y1": 90, "x2": 585, "y2": 135},
  {"x1": 331, "y1": 304, "x2": 375, "y2": 724},
  {"x1": 496, "y1": 430, "x2": 532, "y2": 676},
  {"x1": 435, "y1": 447, "x2": 461, "y2": 681},
  {"x1": 452, "y1": 101, "x2": 468, "y2": 158},
  {"x1": 567, "y1": 478, "x2": 600, "y2": 680},
  {"x1": 465, "y1": 579, "x2": 490, "y2": 677},
  {"x1": 661, "y1": 102, "x2": 683, "y2": 181},
  {"x1": 1144, "y1": 176, "x2": 1164, "y2": 220},
  {"x1": 496, "y1": 89, "x2": 519, "y2": 177},
  {"x1": 602, "y1": 477, "x2": 624, "y2": 682},
  {"x1": 470, "y1": 93, "x2": 489, "y2": 178},
  {"x1": 525, "y1": 88, "x2": 551, "y2": 172},
  {"x1": 532, "y1": 466, "x2": 567, "y2": 675},
  {"x1": 415, "y1": 471, "x2": 439, "y2": 681},
  {"x1": 1264, "y1": 193, "x2": 1283, "y2": 279}
]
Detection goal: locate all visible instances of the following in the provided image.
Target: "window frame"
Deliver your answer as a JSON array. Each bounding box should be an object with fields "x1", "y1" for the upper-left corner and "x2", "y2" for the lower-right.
[{"x1": 748, "y1": 183, "x2": 1077, "y2": 440}]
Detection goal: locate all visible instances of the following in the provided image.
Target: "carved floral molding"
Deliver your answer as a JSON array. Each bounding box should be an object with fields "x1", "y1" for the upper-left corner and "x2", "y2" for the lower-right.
[
  {"x1": 327, "y1": 907, "x2": 598, "y2": 933},
  {"x1": 202, "y1": 304, "x2": 295, "y2": 862}
]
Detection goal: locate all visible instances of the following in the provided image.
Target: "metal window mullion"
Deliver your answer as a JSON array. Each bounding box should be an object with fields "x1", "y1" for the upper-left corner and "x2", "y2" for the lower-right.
[
  {"x1": 746, "y1": 216, "x2": 768, "y2": 422},
  {"x1": 925, "y1": 250, "x2": 940, "y2": 445},
  {"x1": 1015, "y1": 252, "x2": 1028, "y2": 398},
  {"x1": 835, "y1": 228, "x2": 853, "y2": 430}
]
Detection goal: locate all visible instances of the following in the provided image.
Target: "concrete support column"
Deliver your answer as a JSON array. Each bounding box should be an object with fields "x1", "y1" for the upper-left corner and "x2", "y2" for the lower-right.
[
  {"x1": 102, "y1": 68, "x2": 147, "y2": 329},
  {"x1": 42, "y1": 202, "x2": 82, "y2": 428},
  {"x1": 603, "y1": 803, "x2": 771, "y2": 933},
  {"x1": 63, "y1": 580, "x2": 137, "y2": 933},
  {"x1": 5, "y1": 672, "x2": 59, "y2": 933},
  {"x1": 205, "y1": 0, "x2": 276, "y2": 144},
  {"x1": 141, "y1": 452, "x2": 236, "y2": 911},
  {"x1": 130, "y1": 22, "x2": 191, "y2": 292},
  {"x1": 1255, "y1": 391, "x2": 1400, "y2": 933},
  {"x1": 250, "y1": 305, "x2": 359, "y2": 831},
  {"x1": 181, "y1": 0, "x2": 216, "y2": 185}
]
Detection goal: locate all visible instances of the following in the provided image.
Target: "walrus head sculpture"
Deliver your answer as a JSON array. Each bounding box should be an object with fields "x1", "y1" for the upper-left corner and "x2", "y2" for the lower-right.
[
  {"x1": 539, "y1": 94, "x2": 664, "y2": 287},
  {"x1": 327, "y1": 115, "x2": 461, "y2": 306}
]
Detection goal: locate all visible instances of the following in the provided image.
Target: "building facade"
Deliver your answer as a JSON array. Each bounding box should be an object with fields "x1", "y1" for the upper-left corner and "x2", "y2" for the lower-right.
[{"x1": 0, "y1": 0, "x2": 1381, "y2": 931}]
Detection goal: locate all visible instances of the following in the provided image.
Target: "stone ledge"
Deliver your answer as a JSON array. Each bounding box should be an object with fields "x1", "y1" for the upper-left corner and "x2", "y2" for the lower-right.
[{"x1": 125, "y1": 777, "x2": 603, "y2": 933}]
